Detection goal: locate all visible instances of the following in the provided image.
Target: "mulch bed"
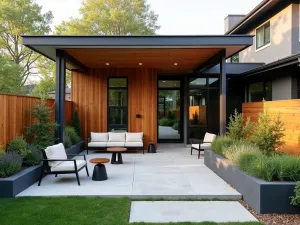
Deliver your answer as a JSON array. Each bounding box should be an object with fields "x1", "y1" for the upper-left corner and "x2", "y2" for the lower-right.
[{"x1": 240, "y1": 200, "x2": 300, "y2": 225}]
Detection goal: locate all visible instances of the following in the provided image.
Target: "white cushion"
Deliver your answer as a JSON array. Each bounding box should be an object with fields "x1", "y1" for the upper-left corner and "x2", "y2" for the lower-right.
[
  {"x1": 126, "y1": 132, "x2": 143, "y2": 142},
  {"x1": 200, "y1": 143, "x2": 212, "y2": 150},
  {"x1": 108, "y1": 132, "x2": 126, "y2": 142},
  {"x1": 91, "y1": 132, "x2": 108, "y2": 142},
  {"x1": 88, "y1": 142, "x2": 107, "y2": 147},
  {"x1": 51, "y1": 160, "x2": 86, "y2": 172},
  {"x1": 125, "y1": 142, "x2": 143, "y2": 147},
  {"x1": 45, "y1": 143, "x2": 67, "y2": 168},
  {"x1": 203, "y1": 133, "x2": 217, "y2": 143},
  {"x1": 106, "y1": 142, "x2": 125, "y2": 147},
  {"x1": 192, "y1": 143, "x2": 211, "y2": 150}
]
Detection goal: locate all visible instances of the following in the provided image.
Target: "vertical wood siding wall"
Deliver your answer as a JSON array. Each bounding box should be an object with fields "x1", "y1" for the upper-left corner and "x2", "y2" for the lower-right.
[
  {"x1": 242, "y1": 100, "x2": 300, "y2": 155},
  {"x1": 0, "y1": 94, "x2": 73, "y2": 149},
  {"x1": 72, "y1": 68, "x2": 157, "y2": 149}
]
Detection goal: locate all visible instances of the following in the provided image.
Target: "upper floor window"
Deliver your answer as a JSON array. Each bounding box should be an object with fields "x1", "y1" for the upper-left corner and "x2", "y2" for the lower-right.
[{"x1": 256, "y1": 22, "x2": 270, "y2": 49}]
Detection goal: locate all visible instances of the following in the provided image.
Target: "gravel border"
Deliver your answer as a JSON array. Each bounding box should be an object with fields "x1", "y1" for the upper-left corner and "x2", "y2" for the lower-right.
[{"x1": 240, "y1": 200, "x2": 300, "y2": 225}]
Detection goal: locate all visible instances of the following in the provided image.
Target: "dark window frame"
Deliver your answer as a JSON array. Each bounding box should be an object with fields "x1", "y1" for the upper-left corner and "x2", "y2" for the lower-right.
[
  {"x1": 107, "y1": 77, "x2": 128, "y2": 132},
  {"x1": 247, "y1": 81, "x2": 272, "y2": 102},
  {"x1": 256, "y1": 21, "x2": 271, "y2": 49}
]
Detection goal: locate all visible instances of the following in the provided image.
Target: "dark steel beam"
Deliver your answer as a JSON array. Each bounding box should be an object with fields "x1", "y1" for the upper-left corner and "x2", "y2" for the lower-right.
[
  {"x1": 220, "y1": 50, "x2": 227, "y2": 136},
  {"x1": 64, "y1": 52, "x2": 88, "y2": 73},
  {"x1": 193, "y1": 50, "x2": 224, "y2": 73},
  {"x1": 55, "y1": 49, "x2": 66, "y2": 144}
]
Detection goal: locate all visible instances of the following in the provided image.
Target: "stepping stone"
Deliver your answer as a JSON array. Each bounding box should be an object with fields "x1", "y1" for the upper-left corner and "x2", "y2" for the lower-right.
[{"x1": 129, "y1": 201, "x2": 258, "y2": 223}]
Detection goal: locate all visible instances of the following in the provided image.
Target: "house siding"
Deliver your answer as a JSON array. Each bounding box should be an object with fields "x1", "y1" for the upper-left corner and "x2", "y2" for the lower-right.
[{"x1": 239, "y1": 5, "x2": 293, "y2": 64}]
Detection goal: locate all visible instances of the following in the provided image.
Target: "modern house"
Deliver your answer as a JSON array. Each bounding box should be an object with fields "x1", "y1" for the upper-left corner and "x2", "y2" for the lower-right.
[
  {"x1": 22, "y1": 35, "x2": 253, "y2": 147},
  {"x1": 225, "y1": 0, "x2": 300, "y2": 102}
]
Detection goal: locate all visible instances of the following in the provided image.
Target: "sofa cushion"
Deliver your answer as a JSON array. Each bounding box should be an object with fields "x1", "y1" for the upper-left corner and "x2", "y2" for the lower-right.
[
  {"x1": 51, "y1": 160, "x2": 86, "y2": 172},
  {"x1": 126, "y1": 132, "x2": 143, "y2": 142},
  {"x1": 88, "y1": 142, "x2": 107, "y2": 147},
  {"x1": 108, "y1": 132, "x2": 126, "y2": 142},
  {"x1": 203, "y1": 133, "x2": 217, "y2": 143},
  {"x1": 91, "y1": 132, "x2": 108, "y2": 142},
  {"x1": 44, "y1": 143, "x2": 67, "y2": 168},
  {"x1": 125, "y1": 142, "x2": 143, "y2": 147},
  {"x1": 106, "y1": 142, "x2": 125, "y2": 147}
]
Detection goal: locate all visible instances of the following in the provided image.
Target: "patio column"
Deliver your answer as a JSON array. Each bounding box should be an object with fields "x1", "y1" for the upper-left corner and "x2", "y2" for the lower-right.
[
  {"x1": 220, "y1": 50, "x2": 227, "y2": 136},
  {"x1": 55, "y1": 49, "x2": 66, "y2": 144}
]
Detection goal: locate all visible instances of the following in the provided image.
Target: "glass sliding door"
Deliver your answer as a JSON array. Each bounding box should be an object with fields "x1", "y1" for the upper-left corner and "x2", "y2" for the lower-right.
[
  {"x1": 108, "y1": 78, "x2": 128, "y2": 132},
  {"x1": 188, "y1": 77, "x2": 220, "y2": 142},
  {"x1": 158, "y1": 79, "x2": 183, "y2": 142}
]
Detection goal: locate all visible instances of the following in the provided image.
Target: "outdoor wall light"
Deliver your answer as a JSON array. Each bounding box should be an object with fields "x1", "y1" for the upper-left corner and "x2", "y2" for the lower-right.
[
  {"x1": 174, "y1": 63, "x2": 178, "y2": 66},
  {"x1": 106, "y1": 62, "x2": 110, "y2": 66},
  {"x1": 136, "y1": 114, "x2": 142, "y2": 118},
  {"x1": 139, "y1": 63, "x2": 143, "y2": 66}
]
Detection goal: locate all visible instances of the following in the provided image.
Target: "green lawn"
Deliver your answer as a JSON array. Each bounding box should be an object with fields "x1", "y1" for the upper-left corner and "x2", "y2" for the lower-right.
[{"x1": 0, "y1": 197, "x2": 263, "y2": 225}]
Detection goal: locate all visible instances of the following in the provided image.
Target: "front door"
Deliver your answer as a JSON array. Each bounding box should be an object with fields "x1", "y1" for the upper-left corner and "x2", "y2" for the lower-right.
[{"x1": 157, "y1": 79, "x2": 183, "y2": 142}]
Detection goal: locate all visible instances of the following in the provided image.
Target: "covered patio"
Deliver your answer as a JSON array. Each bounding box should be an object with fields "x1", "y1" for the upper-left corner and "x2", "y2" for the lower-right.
[
  {"x1": 22, "y1": 35, "x2": 253, "y2": 147},
  {"x1": 18, "y1": 144, "x2": 240, "y2": 199}
]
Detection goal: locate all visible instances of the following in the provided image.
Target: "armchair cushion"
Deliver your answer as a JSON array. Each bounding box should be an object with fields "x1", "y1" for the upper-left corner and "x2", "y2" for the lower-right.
[
  {"x1": 51, "y1": 160, "x2": 86, "y2": 172},
  {"x1": 126, "y1": 132, "x2": 143, "y2": 142},
  {"x1": 192, "y1": 143, "x2": 211, "y2": 150},
  {"x1": 203, "y1": 133, "x2": 217, "y2": 143},
  {"x1": 91, "y1": 132, "x2": 108, "y2": 142},
  {"x1": 45, "y1": 143, "x2": 67, "y2": 167},
  {"x1": 108, "y1": 132, "x2": 126, "y2": 142}
]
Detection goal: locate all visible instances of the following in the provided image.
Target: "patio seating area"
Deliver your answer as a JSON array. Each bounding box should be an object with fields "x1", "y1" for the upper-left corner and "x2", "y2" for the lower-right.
[{"x1": 18, "y1": 144, "x2": 241, "y2": 199}]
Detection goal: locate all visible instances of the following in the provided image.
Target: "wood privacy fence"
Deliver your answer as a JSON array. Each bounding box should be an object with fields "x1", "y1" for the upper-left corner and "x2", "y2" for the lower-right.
[
  {"x1": 0, "y1": 94, "x2": 73, "y2": 149},
  {"x1": 242, "y1": 100, "x2": 300, "y2": 155}
]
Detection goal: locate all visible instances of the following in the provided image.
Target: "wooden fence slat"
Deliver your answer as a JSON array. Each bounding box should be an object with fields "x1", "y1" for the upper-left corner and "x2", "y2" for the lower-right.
[
  {"x1": 0, "y1": 94, "x2": 73, "y2": 150},
  {"x1": 243, "y1": 100, "x2": 300, "y2": 155}
]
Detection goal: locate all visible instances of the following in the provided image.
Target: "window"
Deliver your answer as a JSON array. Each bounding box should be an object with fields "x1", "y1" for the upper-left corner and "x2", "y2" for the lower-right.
[
  {"x1": 108, "y1": 78, "x2": 128, "y2": 132},
  {"x1": 248, "y1": 81, "x2": 272, "y2": 102},
  {"x1": 256, "y1": 22, "x2": 270, "y2": 49}
]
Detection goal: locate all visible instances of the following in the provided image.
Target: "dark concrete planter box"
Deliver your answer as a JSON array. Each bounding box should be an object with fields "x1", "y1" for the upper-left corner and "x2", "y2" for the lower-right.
[
  {"x1": 204, "y1": 150, "x2": 300, "y2": 214},
  {"x1": 0, "y1": 165, "x2": 42, "y2": 198},
  {"x1": 65, "y1": 140, "x2": 84, "y2": 157}
]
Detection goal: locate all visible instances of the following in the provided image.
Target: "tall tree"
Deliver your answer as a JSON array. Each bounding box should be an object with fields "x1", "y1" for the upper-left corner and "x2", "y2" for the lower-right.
[
  {"x1": 0, "y1": 0, "x2": 53, "y2": 85},
  {"x1": 56, "y1": 0, "x2": 160, "y2": 35},
  {"x1": 0, "y1": 54, "x2": 23, "y2": 94}
]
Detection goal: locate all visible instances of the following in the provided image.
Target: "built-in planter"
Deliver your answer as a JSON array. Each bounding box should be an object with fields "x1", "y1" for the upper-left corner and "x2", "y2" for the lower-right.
[
  {"x1": 204, "y1": 150, "x2": 300, "y2": 214},
  {"x1": 0, "y1": 165, "x2": 42, "y2": 198},
  {"x1": 0, "y1": 141, "x2": 85, "y2": 198},
  {"x1": 66, "y1": 140, "x2": 85, "y2": 157}
]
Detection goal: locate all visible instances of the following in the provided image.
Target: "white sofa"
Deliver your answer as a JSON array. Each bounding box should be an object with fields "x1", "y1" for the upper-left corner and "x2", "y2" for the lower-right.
[
  {"x1": 87, "y1": 132, "x2": 144, "y2": 154},
  {"x1": 191, "y1": 132, "x2": 217, "y2": 159}
]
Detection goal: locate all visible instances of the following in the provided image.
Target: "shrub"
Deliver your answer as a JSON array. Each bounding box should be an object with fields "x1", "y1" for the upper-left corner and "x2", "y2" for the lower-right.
[
  {"x1": 226, "y1": 109, "x2": 253, "y2": 140},
  {"x1": 26, "y1": 99, "x2": 58, "y2": 150},
  {"x1": 23, "y1": 144, "x2": 42, "y2": 166},
  {"x1": 65, "y1": 126, "x2": 80, "y2": 145},
  {"x1": 172, "y1": 122, "x2": 179, "y2": 130},
  {"x1": 0, "y1": 145, "x2": 6, "y2": 157},
  {"x1": 7, "y1": 136, "x2": 30, "y2": 159},
  {"x1": 223, "y1": 141, "x2": 261, "y2": 164},
  {"x1": 236, "y1": 151, "x2": 260, "y2": 172},
  {"x1": 291, "y1": 181, "x2": 300, "y2": 206},
  {"x1": 278, "y1": 155, "x2": 300, "y2": 181},
  {"x1": 63, "y1": 132, "x2": 72, "y2": 148},
  {"x1": 71, "y1": 108, "x2": 82, "y2": 138},
  {"x1": 159, "y1": 118, "x2": 172, "y2": 126},
  {"x1": 251, "y1": 112, "x2": 285, "y2": 156},
  {"x1": 0, "y1": 152, "x2": 22, "y2": 178},
  {"x1": 167, "y1": 110, "x2": 175, "y2": 120},
  {"x1": 211, "y1": 136, "x2": 235, "y2": 156}
]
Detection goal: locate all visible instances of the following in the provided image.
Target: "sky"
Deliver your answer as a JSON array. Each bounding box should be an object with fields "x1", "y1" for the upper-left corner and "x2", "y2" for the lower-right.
[{"x1": 36, "y1": 0, "x2": 263, "y2": 35}]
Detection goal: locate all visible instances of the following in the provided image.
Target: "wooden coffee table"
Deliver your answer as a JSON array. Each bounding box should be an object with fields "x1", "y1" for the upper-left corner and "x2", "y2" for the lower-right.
[
  {"x1": 89, "y1": 158, "x2": 110, "y2": 181},
  {"x1": 107, "y1": 147, "x2": 127, "y2": 164}
]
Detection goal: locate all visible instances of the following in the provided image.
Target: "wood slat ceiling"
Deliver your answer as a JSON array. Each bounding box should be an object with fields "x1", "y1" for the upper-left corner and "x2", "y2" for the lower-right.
[{"x1": 65, "y1": 48, "x2": 222, "y2": 73}]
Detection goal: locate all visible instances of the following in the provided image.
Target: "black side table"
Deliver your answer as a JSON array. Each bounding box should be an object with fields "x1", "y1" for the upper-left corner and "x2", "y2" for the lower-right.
[{"x1": 148, "y1": 143, "x2": 156, "y2": 153}]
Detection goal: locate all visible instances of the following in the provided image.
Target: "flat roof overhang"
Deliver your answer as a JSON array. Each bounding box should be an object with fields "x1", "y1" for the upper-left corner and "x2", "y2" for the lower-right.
[{"x1": 22, "y1": 35, "x2": 253, "y2": 73}]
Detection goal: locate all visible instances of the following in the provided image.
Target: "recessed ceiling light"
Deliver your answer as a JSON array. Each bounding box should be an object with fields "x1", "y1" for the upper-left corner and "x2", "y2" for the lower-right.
[
  {"x1": 174, "y1": 63, "x2": 178, "y2": 66},
  {"x1": 106, "y1": 63, "x2": 110, "y2": 66},
  {"x1": 162, "y1": 81, "x2": 166, "y2": 83},
  {"x1": 139, "y1": 63, "x2": 143, "y2": 66}
]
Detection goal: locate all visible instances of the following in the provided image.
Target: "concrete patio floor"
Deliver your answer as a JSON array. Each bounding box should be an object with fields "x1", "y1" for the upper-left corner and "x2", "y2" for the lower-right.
[{"x1": 17, "y1": 144, "x2": 241, "y2": 199}]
